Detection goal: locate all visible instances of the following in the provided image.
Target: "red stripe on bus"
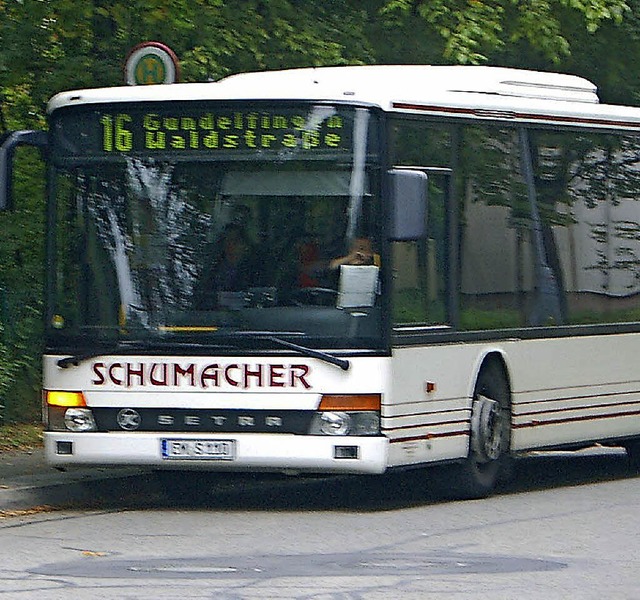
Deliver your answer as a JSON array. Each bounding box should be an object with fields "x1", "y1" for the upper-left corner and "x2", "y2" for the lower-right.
[
  {"x1": 391, "y1": 102, "x2": 640, "y2": 130},
  {"x1": 389, "y1": 430, "x2": 469, "y2": 444},
  {"x1": 515, "y1": 399, "x2": 640, "y2": 419},
  {"x1": 516, "y1": 390, "x2": 640, "y2": 409},
  {"x1": 383, "y1": 419, "x2": 468, "y2": 433},
  {"x1": 513, "y1": 408, "x2": 640, "y2": 429}
]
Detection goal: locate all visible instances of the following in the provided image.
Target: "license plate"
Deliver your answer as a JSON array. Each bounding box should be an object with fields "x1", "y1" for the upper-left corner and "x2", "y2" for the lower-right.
[{"x1": 161, "y1": 439, "x2": 235, "y2": 460}]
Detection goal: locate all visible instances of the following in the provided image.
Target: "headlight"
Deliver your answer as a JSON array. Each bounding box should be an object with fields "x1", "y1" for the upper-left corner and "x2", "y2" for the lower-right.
[
  {"x1": 309, "y1": 411, "x2": 380, "y2": 436},
  {"x1": 317, "y1": 411, "x2": 352, "y2": 435},
  {"x1": 63, "y1": 408, "x2": 97, "y2": 432}
]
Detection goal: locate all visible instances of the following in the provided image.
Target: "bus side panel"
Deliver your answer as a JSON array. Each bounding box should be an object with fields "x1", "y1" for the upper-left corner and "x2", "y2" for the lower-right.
[
  {"x1": 506, "y1": 332, "x2": 640, "y2": 451},
  {"x1": 387, "y1": 332, "x2": 640, "y2": 468},
  {"x1": 386, "y1": 344, "x2": 479, "y2": 467}
]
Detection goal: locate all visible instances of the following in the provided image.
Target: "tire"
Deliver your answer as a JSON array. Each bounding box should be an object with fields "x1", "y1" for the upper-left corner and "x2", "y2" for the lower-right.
[
  {"x1": 446, "y1": 359, "x2": 512, "y2": 499},
  {"x1": 624, "y1": 440, "x2": 640, "y2": 472}
]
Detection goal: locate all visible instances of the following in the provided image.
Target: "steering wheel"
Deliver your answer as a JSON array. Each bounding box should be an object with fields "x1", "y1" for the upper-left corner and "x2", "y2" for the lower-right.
[{"x1": 292, "y1": 287, "x2": 338, "y2": 306}]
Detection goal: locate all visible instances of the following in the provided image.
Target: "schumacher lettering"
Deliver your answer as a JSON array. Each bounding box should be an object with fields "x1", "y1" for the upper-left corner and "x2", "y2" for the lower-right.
[{"x1": 91, "y1": 361, "x2": 312, "y2": 390}]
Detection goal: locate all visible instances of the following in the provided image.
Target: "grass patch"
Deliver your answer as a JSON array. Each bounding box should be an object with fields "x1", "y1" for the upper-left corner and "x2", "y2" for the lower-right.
[{"x1": 0, "y1": 423, "x2": 43, "y2": 454}]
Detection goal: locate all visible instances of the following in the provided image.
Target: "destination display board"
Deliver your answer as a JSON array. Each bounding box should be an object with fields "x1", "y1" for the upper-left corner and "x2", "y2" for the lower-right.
[{"x1": 51, "y1": 103, "x2": 372, "y2": 160}]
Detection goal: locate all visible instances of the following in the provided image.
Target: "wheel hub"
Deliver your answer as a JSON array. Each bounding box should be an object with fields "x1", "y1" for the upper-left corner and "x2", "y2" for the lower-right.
[{"x1": 471, "y1": 394, "x2": 505, "y2": 463}]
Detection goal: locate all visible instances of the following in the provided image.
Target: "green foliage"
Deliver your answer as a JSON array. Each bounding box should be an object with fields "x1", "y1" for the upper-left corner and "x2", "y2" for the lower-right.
[
  {"x1": 382, "y1": 0, "x2": 628, "y2": 65},
  {"x1": 0, "y1": 149, "x2": 44, "y2": 423},
  {"x1": 0, "y1": 0, "x2": 376, "y2": 115}
]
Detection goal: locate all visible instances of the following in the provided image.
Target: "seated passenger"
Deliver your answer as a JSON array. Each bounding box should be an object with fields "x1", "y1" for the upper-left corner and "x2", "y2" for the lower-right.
[
  {"x1": 194, "y1": 224, "x2": 258, "y2": 309},
  {"x1": 299, "y1": 236, "x2": 379, "y2": 288},
  {"x1": 328, "y1": 237, "x2": 378, "y2": 269}
]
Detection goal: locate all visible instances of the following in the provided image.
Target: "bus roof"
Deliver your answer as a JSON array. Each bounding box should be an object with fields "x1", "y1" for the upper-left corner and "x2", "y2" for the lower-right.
[{"x1": 48, "y1": 65, "x2": 640, "y2": 130}]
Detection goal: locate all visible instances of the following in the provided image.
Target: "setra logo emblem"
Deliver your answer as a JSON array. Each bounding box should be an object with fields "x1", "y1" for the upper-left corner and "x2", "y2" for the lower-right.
[{"x1": 117, "y1": 408, "x2": 142, "y2": 431}]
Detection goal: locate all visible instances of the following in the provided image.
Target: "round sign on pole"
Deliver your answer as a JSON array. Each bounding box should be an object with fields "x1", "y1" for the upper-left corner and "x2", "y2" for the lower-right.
[{"x1": 125, "y1": 42, "x2": 180, "y2": 85}]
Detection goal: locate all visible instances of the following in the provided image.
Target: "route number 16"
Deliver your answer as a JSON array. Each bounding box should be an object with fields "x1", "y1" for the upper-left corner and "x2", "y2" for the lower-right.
[{"x1": 100, "y1": 114, "x2": 133, "y2": 152}]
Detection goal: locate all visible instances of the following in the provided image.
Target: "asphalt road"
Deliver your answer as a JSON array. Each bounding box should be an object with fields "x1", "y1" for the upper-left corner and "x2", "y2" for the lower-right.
[{"x1": 0, "y1": 447, "x2": 639, "y2": 599}]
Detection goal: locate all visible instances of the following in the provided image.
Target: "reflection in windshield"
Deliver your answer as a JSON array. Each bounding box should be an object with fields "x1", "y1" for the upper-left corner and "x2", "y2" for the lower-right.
[
  {"x1": 51, "y1": 161, "x2": 381, "y2": 349},
  {"x1": 84, "y1": 159, "x2": 212, "y2": 330}
]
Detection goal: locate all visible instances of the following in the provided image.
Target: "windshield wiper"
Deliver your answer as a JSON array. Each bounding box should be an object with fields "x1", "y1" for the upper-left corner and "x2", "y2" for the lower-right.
[
  {"x1": 217, "y1": 331, "x2": 350, "y2": 371},
  {"x1": 266, "y1": 336, "x2": 350, "y2": 371},
  {"x1": 57, "y1": 333, "x2": 351, "y2": 372},
  {"x1": 56, "y1": 340, "x2": 239, "y2": 369}
]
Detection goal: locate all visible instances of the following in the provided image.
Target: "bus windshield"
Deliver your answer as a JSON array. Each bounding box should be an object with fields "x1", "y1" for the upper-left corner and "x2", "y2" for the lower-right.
[{"x1": 47, "y1": 102, "x2": 383, "y2": 352}]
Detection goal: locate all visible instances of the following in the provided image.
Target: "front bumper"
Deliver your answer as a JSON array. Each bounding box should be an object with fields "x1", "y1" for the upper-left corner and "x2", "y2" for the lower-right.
[{"x1": 44, "y1": 432, "x2": 389, "y2": 474}]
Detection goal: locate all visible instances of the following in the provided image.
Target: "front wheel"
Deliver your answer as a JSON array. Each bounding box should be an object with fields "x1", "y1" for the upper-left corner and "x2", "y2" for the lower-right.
[
  {"x1": 446, "y1": 360, "x2": 512, "y2": 499},
  {"x1": 624, "y1": 440, "x2": 640, "y2": 471}
]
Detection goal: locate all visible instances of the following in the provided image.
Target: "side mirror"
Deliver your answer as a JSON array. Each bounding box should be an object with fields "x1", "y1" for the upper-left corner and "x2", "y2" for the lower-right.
[
  {"x1": 0, "y1": 130, "x2": 48, "y2": 210},
  {"x1": 388, "y1": 169, "x2": 428, "y2": 241}
]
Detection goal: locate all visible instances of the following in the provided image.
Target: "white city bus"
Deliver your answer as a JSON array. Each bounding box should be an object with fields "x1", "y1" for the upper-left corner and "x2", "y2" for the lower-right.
[{"x1": 3, "y1": 65, "x2": 640, "y2": 498}]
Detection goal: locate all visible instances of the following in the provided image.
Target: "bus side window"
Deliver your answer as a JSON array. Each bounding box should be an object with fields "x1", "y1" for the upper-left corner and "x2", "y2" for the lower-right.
[
  {"x1": 531, "y1": 130, "x2": 640, "y2": 326},
  {"x1": 392, "y1": 178, "x2": 447, "y2": 326},
  {"x1": 392, "y1": 237, "x2": 445, "y2": 325},
  {"x1": 389, "y1": 118, "x2": 450, "y2": 327},
  {"x1": 458, "y1": 125, "x2": 534, "y2": 330}
]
